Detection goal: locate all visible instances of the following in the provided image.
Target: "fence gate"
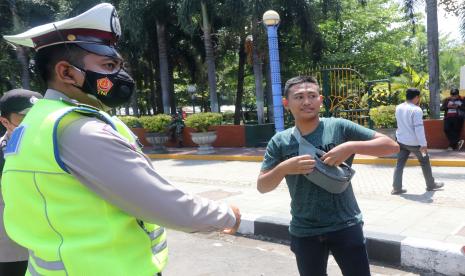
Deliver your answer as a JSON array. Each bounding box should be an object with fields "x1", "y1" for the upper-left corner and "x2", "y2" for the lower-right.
[{"x1": 309, "y1": 67, "x2": 373, "y2": 128}]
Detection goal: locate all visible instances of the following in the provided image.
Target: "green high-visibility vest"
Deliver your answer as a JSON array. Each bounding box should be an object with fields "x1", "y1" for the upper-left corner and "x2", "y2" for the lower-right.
[{"x1": 2, "y1": 99, "x2": 168, "y2": 275}]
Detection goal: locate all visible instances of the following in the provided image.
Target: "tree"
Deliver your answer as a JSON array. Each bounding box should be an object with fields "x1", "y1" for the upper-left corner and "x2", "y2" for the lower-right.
[
  {"x1": 7, "y1": 0, "x2": 30, "y2": 89},
  {"x1": 0, "y1": 0, "x2": 58, "y2": 91},
  {"x1": 151, "y1": 0, "x2": 178, "y2": 114},
  {"x1": 425, "y1": 0, "x2": 440, "y2": 118},
  {"x1": 403, "y1": 0, "x2": 441, "y2": 118},
  {"x1": 439, "y1": 42, "x2": 465, "y2": 90},
  {"x1": 179, "y1": 0, "x2": 220, "y2": 112}
]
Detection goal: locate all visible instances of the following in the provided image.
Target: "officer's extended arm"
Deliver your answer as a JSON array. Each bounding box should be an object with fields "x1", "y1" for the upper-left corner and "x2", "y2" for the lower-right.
[{"x1": 59, "y1": 117, "x2": 239, "y2": 233}]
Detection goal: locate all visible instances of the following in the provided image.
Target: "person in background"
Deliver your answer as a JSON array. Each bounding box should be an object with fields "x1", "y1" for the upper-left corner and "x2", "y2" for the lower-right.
[
  {"x1": 441, "y1": 88, "x2": 464, "y2": 151},
  {"x1": 170, "y1": 108, "x2": 185, "y2": 147},
  {"x1": 0, "y1": 89, "x2": 43, "y2": 276},
  {"x1": 392, "y1": 88, "x2": 444, "y2": 195}
]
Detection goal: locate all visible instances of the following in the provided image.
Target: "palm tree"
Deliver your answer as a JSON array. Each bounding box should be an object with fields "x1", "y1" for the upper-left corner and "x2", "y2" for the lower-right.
[
  {"x1": 425, "y1": 0, "x2": 440, "y2": 118},
  {"x1": 119, "y1": 0, "x2": 180, "y2": 115},
  {"x1": 6, "y1": 0, "x2": 59, "y2": 89},
  {"x1": 179, "y1": 0, "x2": 219, "y2": 112},
  {"x1": 149, "y1": 0, "x2": 178, "y2": 114},
  {"x1": 152, "y1": 21, "x2": 170, "y2": 114},
  {"x1": 404, "y1": 0, "x2": 441, "y2": 118},
  {"x1": 247, "y1": 0, "x2": 270, "y2": 125},
  {"x1": 7, "y1": 0, "x2": 30, "y2": 89}
]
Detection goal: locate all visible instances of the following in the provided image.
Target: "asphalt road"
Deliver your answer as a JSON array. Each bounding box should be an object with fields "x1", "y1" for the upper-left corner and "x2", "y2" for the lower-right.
[{"x1": 163, "y1": 230, "x2": 419, "y2": 276}]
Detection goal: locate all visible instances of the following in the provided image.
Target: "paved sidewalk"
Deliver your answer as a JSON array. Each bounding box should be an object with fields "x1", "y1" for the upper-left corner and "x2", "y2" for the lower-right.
[{"x1": 151, "y1": 159, "x2": 465, "y2": 275}]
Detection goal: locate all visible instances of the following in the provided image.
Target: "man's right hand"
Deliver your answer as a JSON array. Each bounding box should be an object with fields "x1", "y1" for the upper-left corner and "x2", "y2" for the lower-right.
[
  {"x1": 223, "y1": 205, "x2": 241, "y2": 235},
  {"x1": 279, "y1": 155, "x2": 315, "y2": 175},
  {"x1": 420, "y1": 146, "x2": 428, "y2": 157},
  {"x1": 257, "y1": 155, "x2": 315, "y2": 194}
]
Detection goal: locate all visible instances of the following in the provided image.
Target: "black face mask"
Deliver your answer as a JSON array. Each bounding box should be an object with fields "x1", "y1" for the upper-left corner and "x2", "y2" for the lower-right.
[{"x1": 73, "y1": 66, "x2": 135, "y2": 108}]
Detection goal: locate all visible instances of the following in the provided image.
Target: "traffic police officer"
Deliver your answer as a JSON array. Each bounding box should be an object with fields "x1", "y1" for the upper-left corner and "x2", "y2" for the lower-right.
[
  {"x1": 2, "y1": 3, "x2": 241, "y2": 275},
  {"x1": 0, "y1": 89, "x2": 42, "y2": 276}
]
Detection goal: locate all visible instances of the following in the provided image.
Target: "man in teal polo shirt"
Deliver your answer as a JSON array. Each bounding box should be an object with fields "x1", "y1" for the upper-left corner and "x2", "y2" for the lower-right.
[{"x1": 257, "y1": 76, "x2": 399, "y2": 276}]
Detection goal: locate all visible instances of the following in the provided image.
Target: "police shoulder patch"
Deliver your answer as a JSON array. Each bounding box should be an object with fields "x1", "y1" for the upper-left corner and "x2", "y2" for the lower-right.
[{"x1": 4, "y1": 125, "x2": 26, "y2": 156}]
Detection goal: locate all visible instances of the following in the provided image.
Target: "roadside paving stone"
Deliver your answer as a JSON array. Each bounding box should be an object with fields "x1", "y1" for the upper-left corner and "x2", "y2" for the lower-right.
[{"x1": 153, "y1": 159, "x2": 465, "y2": 247}]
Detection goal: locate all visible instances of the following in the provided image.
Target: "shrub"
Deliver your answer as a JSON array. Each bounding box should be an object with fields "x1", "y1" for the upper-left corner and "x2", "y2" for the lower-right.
[
  {"x1": 140, "y1": 114, "x2": 172, "y2": 133},
  {"x1": 118, "y1": 116, "x2": 142, "y2": 128},
  {"x1": 185, "y1": 112, "x2": 222, "y2": 132},
  {"x1": 369, "y1": 105, "x2": 397, "y2": 128},
  {"x1": 222, "y1": 111, "x2": 234, "y2": 124}
]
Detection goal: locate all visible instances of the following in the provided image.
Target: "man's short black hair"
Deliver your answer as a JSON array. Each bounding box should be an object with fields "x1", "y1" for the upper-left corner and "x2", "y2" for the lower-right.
[
  {"x1": 34, "y1": 44, "x2": 87, "y2": 82},
  {"x1": 450, "y1": 88, "x2": 459, "y2": 95},
  {"x1": 283, "y1": 76, "x2": 319, "y2": 98},
  {"x1": 406, "y1": 88, "x2": 420, "y2": 100}
]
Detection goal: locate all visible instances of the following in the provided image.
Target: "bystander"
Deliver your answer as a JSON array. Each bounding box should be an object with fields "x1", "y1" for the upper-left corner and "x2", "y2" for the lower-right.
[
  {"x1": 0, "y1": 89, "x2": 42, "y2": 276},
  {"x1": 392, "y1": 88, "x2": 444, "y2": 195},
  {"x1": 441, "y1": 88, "x2": 464, "y2": 151}
]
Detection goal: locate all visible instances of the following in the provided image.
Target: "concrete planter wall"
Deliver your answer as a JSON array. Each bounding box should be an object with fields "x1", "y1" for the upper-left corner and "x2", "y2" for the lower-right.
[
  {"x1": 132, "y1": 124, "x2": 274, "y2": 149},
  {"x1": 424, "y1": 119, "x2": 465, "y2": 149},
  {"x1": 168, "y1": 125, "x2": 246, "y2": 147}
]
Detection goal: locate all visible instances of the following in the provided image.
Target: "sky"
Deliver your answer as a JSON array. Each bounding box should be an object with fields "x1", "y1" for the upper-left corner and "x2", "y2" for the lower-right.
[{"x1": 428, "y1": 6, "x2": 462, "y2": 42}]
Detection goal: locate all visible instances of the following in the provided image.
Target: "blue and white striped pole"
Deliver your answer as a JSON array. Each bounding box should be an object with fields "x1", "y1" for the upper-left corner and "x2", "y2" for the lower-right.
[{"x1": 263, "y1": 10, "x2": 284, "y2": 132}]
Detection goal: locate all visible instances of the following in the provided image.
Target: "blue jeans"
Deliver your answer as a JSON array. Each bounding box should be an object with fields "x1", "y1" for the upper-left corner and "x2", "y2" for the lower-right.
[
  {"x1": 392, "y1": 142, "x2": 435, "y2": 190},
  {"x1": 290, "y1": 224, "x2": 370, "y2": 276}
]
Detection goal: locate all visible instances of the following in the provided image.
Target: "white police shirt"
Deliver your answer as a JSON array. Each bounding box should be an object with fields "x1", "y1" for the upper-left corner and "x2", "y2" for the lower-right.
[{"x1": 45, "y1": 89, "x2": 236, "y2": 232}]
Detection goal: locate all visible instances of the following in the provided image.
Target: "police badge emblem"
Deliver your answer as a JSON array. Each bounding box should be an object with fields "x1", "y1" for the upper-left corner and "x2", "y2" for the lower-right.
[
  {"x1": 96, "y1": 77, "x2": 114, "y2": 96},
  {"x1": 111, "y1": 9, "x2": 121, "y2": 37}
]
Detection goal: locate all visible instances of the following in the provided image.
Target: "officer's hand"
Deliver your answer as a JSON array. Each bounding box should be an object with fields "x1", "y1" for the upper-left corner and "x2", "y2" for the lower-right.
[
  {"x1": 321, "y1": 143, "x2": 354, "y2": 166},
  {"x1": 223, "y1": 205, "x2": 241, "y2": 235},
  {"x1": 280, "y1": 155, "x2": 315, "y2": 175}
]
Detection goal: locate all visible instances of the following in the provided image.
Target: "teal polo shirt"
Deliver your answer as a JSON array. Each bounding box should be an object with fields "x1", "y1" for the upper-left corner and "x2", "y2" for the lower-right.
[{"x1": 261, "y1": 117, "x2": 375, "y2": 237}]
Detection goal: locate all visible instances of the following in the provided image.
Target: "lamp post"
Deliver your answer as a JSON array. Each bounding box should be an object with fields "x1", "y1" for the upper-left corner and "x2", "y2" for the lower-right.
[
  {"x1": 187, "y1": 84, "x2": 197, "y2": 113},
  {"x1": 263, "y1": 10, "x2": 284, "y2": 132}
]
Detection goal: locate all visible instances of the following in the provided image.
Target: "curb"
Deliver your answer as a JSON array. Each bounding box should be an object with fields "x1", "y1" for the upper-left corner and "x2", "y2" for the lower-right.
[
  {"x1": 237, "y1": 214, "x2": 465, "y2": 275},
  {"x1": 354, "y1": 158, "x2": 465, "y2": 167},
  {"x1": 147, "y1": 153, "x2": 465, "y2": 167}
]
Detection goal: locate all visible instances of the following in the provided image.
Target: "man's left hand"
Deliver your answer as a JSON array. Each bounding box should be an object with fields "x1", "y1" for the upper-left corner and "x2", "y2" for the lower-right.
[{"x1": 321, "y1": 142, "x2": 354, "y2": 166}]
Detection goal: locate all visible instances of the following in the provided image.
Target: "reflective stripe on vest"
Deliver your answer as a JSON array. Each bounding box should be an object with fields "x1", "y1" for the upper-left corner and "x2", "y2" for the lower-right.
[
  {"x1": 28, "y1": 261, "x2": 41, "y2": 276},
  {"x1": 30, "y1": 251, "x2": 65, "y2": 270},
  {"x1": 152, "y1": 240, "x2": 168, "y2": 255},
  {"x1": 149, "y1": 227, "x2": 165, "y2": 240}
]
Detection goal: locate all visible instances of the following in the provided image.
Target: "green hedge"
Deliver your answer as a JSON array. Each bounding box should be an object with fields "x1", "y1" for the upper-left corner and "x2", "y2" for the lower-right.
[
  {"x1": 140, "y1": 114, "x2": 172, "y2": 133},
  {"x1": 117, "y1": 116, "x2": 142, "y2": 128},
  {"x1": 185, "y1": 112, "x2": 222, "y2": 132},
  {"x1": 369, "y1": 105, "x2": 397, "y2": 128},
  {"x1": 222, "y1": 111, "x2": 234, "y2": 124}
]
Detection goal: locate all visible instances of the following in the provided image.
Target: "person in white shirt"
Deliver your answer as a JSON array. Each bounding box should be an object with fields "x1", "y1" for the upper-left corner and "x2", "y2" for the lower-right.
[{"x1": 392, "y1": 88, "x2": 444, "y2": 195}]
